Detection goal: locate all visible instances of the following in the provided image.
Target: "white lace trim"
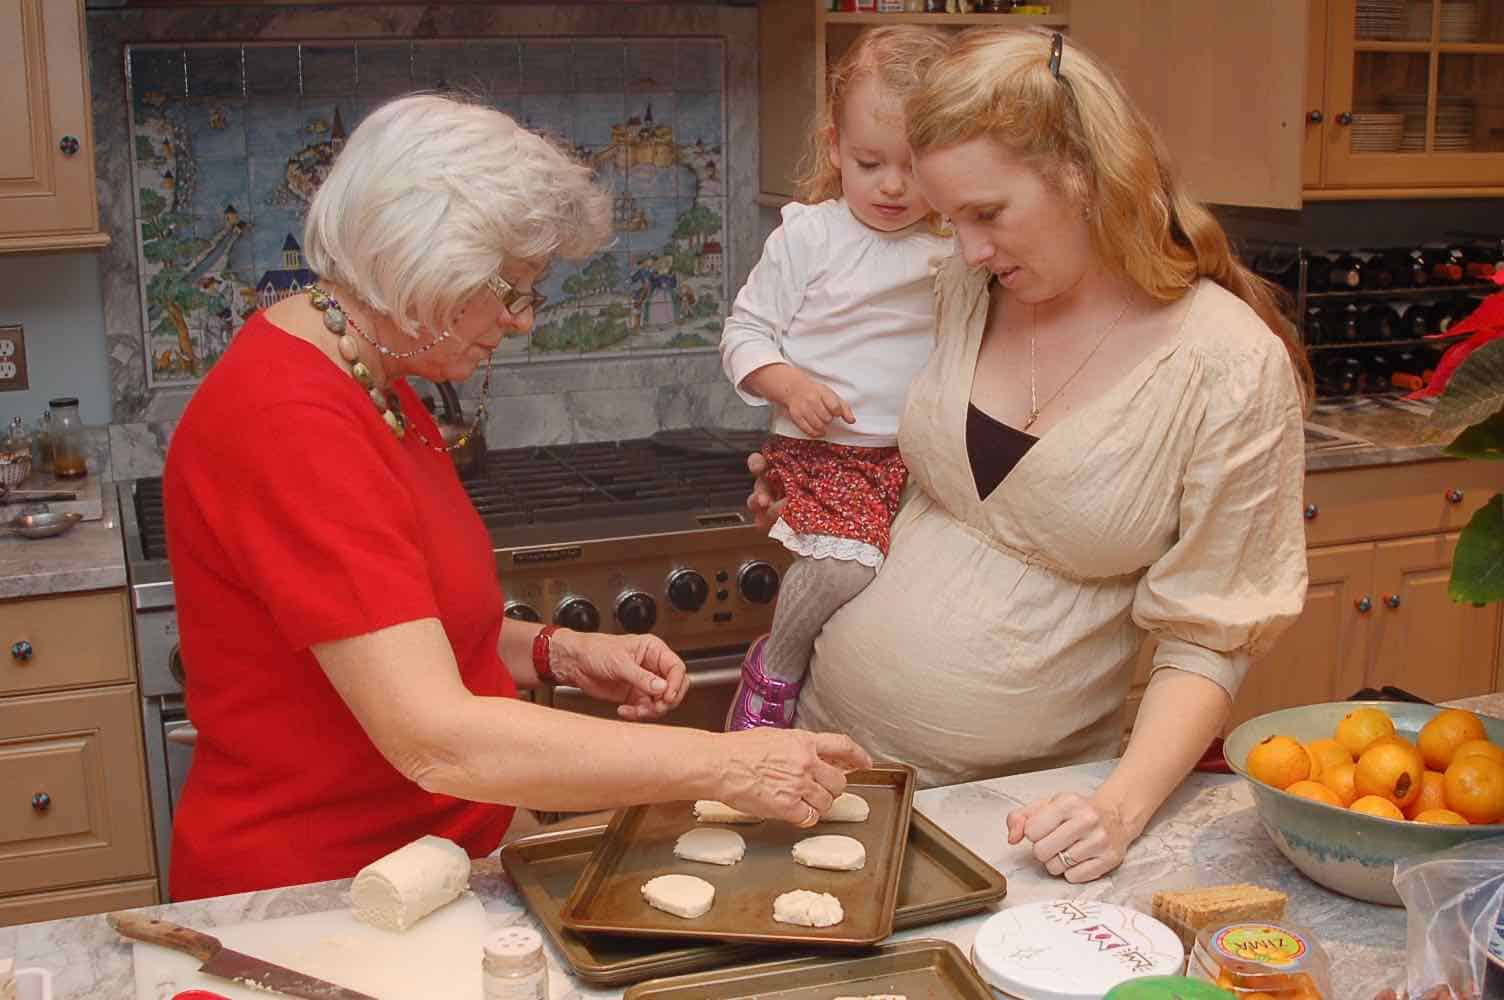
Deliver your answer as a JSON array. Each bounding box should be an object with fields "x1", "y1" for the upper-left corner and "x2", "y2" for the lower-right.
[{"x1": 769, "y1": 520, "x2": 884, "y2": 569}]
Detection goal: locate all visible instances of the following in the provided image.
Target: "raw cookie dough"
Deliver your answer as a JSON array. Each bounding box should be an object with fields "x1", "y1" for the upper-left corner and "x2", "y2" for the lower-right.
[
  {"x1": 693, "y1": 800, "x2": 761, "y2": 824},
  {"x1": 792, "y1": 834, "x2": 867, "y2": 871},
  {"x1": 674, "y1": 827, "x2": 746, "y2": 866},
  {"x1": 642, "y1": 874, "x2": 715, "y2": 918},
  {"x1": 773, "y1": 889, "x2": 845, "y2": 927},
  {"x1": 823, "y1": 792, "x2": 870, "y2": 822},
  {"x1": 351, "y1": 834, "x2": 471, "y2": 932}
]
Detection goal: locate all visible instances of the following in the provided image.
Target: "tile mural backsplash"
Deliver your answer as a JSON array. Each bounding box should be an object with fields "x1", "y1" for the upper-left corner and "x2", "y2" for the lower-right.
[{"x1": 126, "y1": 38, "x2": 729, "y2": 389}]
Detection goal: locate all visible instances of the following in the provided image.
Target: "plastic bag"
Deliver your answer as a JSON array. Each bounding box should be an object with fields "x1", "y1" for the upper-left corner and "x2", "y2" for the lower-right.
[{"x1": 1392, "y1": 834, "x2": 1504, "y2": 999}]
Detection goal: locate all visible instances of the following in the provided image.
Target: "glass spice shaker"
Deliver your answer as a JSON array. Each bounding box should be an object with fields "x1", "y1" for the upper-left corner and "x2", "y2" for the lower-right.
[
  {"x1": 48, "y1": 397, "x2": 88, "y2": 479},
  {"x1": 32, "y1": 408, "x2": 53, "y2": 472},
  {"x1": 482, "y1": 927, "x2": 548, "y2": 1000}
]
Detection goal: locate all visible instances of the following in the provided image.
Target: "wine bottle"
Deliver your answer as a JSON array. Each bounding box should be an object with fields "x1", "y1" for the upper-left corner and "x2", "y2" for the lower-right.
[
  {"x1": 1394, "y1": 249, "x2": 1430, "y2": 288},
  {"x1": 1457, "y1": 245, "x2": 1497, "y2": 282},
  {"x1": 1401, "y1": 301, "x2": 1433, "y2": 339},
  {"x1": 1361, "y1": 252, "x2": 1395, "y2": 290},
  {"x1": 1362, "y1": 303, "x2": 1401, "y2": 342},
  {"x1": 1422, "y1": 248, "x2": 1464, "y2": 284},
  {"x1": 1303, "y1": 305, "x2": 1326, "y2": 344},
  {"x1": 1304, "y1": 253, "x2": 1334, "y2": 293},
  {"x1": 1328, "y1": 253, "x2": 1364, "y2": 291},
  {"x1": 1253, "y1": 249, "x2": 1302, "y2": 294},
  {"x1": 1333, "y1": 303, "x2": 1362, "y2": 343}
]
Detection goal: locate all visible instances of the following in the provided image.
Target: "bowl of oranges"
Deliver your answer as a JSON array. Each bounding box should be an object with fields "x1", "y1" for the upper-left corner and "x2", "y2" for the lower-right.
[{"x1": 1225, "y1": 701, "x2": 1504, "y2": 906}]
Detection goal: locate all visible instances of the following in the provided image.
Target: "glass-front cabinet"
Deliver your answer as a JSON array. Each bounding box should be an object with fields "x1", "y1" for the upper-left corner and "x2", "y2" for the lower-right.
[{"x1": 1318, "y1": 0, "x2": 1504, "y2": 190}]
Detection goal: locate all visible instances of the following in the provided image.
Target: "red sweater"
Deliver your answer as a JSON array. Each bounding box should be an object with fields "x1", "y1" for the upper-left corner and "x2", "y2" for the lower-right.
[{"x1": 164, "y1": 312, "x2": 515, "y2": 901}]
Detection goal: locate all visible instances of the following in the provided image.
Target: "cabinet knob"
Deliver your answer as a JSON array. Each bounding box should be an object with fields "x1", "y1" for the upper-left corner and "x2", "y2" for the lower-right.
[
  {"x1": 1307, "y1": 109, "x2": 1324, "y2": 124},
  {"x1": 1355, "y1": 596, "x2": 1373, "y2": 613},
  {"x1": 1384, "y1": 594, "x2": 1402, "y2": 610},
  {"x1": 31, "y1": 792, "x2": 50, "y2": 812},
  {"x1": 1446, "y1": 488, "x2": 1464, "y2": 503},
  {"x1": 1303, "y1": 503, "x2": 1319, "y2": 520},
  {"x1": 10, "y1": 640, "x2": 32, "y2": 662},
  {"x1": 58, "y1": 135, "x2": 80, "y2": 157},
  {"x1": 1336, "y1": 111, "x2": 1353, "y2": 126}
]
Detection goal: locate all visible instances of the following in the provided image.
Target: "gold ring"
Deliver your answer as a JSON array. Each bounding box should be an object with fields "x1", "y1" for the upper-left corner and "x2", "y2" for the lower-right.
[
  {"x1": 1056, "y1": 850, "x2": 1078, "y2": 869},
  {"x1": 805, "y1": 804, "x2": 819, "y2": 826}
]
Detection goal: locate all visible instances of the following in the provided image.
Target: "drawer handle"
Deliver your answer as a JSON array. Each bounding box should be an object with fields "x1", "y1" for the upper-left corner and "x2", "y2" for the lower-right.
[
  {"x1": 1384, "y1": 594, "x2": 1402, "y2": 610},
  {"x1": 58, "y1": 135, "x2": 80, "y2": 157},
  {"x1": 167, "y1": 725, "x2": 199, "y2": 747},
  {"x1": 10, "y1": 640, "x2": 32, "y2": 662},
  {"x1": 1446, "y1": 488, "x2": 1464, "y2": 503},
  {"x1": 1303, "y1": 503, "x2": 1319, "y2": 521},
  {"x1": 1355, "y1": 596, "x2": 1373, "y2": 613},
  {"x1": 31, "y1": 792, "x2": 50, "y2": 812}
]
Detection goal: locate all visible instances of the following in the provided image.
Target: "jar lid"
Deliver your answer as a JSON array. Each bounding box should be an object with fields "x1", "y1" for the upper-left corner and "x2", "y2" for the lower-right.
[
  {"x1": 1104, "y1": 976, "x2": 1234, "y2": 999},
  {"x1": 48, "y1": 397, "x2": 79, "y2": 408},
  {"x1": 484, "y1": 926, "x2": 543, "y2": 962},
  {"x1": 970, "y1": 900, "x2": 1185, "y2": 1000}
]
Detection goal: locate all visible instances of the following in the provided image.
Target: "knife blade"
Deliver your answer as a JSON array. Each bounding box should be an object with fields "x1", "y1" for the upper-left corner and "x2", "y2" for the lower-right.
[{"x1": 107, "y1": 911, "x2": 381, "y2": 1000}]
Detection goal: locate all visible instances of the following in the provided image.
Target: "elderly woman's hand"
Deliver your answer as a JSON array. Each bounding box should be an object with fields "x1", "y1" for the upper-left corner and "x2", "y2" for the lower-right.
[
  {"x1": 549, "y1": 631, "x2": 688, "y2": 721},
  {"x1": 1005, "y1": 792, "x2": 1132, "y2": 883},
  {"x1": 716, "y1": 728, "x2": 873, "y2": 827},
  {"x1": 745, "y1": 451, "x2": 785, "y2": 532}
]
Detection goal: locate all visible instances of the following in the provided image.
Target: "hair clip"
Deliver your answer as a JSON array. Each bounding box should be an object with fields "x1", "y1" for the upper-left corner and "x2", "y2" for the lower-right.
[{"x1": 1048, "y1": 33, "x2": 1064, "y2": 79}]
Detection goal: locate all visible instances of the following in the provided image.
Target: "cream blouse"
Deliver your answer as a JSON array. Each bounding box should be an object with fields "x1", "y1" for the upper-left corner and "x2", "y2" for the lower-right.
[{"x1": 796, "y1": 260, "x2": 1309, "y2": 788}]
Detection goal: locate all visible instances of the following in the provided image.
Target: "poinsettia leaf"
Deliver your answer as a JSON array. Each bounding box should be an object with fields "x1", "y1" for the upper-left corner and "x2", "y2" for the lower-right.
[
  {"x1": 1431, "y1": 338, "x2": 1504, "y2": 435},
  {"x1": 1444, "y1": 407, "x2": 1504, "y2": 460},
  {"x1": 1450, "y1": 494, "x2": 1504, "y2": 604}
]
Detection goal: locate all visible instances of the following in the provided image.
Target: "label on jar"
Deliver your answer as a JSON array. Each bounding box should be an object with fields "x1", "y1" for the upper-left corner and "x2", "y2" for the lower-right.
[
  {"x1": 484, "y1": 972, "x2": 547, "y2": 1000},
  {"x1": 1212, "y1": 922, "x2": 1310, "y2": 967}
]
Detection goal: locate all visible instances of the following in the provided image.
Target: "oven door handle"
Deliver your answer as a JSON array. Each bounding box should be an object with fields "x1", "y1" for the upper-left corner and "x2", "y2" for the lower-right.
[
  {"x1": 553, "y1": 665, "x2": 743, "y2": 699},
  {"x1": 166, "y1": 724, "x2": 198, "y2": 747}
]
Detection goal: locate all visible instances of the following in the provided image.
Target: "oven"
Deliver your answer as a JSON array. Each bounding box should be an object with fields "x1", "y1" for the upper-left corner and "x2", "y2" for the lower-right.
[{"x1": 120, "y1": 428, "x2": 786, "y2": 901}]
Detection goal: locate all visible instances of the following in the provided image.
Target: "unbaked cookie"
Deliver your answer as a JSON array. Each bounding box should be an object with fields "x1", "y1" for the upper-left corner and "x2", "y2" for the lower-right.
[
  {"x1": 772, "y1": 889, "x2": 844, "y2": 927},
  {"x1": 792, "y1": 834, "x2": 866, "y2": 871},
  {"x1": 641, "y1": 874, "x2": 715, "y2": 918},
  {"x1": 673, "y1": 827, "x2": 746, "y2": 866}
]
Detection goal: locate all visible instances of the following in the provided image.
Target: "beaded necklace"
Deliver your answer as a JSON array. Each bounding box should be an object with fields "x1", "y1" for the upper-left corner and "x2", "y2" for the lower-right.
[{"x1": 308, "y1": 285, "x2": 490, "y2": 452}]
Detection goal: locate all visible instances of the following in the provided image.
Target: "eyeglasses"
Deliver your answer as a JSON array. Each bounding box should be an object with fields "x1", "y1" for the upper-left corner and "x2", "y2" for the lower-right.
[{"x1": 485, "y1": 273, "x2": 548, "y2": 315}]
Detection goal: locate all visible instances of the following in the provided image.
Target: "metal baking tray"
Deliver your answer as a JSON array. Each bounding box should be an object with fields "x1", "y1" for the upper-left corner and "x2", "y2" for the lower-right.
[
  {"x1": 500, "y1": 809, "x2": 1007, "y2": 986},
  {"x1": 559, "y1": 765, "x2": 916, "y2": 947},
  {"x1": 621, "y1": 938, "x2": 993, "y2": 1000}
]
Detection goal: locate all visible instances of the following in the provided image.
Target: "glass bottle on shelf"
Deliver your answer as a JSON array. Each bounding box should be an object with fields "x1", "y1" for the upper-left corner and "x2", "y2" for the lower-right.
[
  {"x1": 1422, "y1": 248, "x2": 1465, "y2": 284},
  {"x1": 1401, "y1": 301, "x2": 1434, "y2": 338},
  {"x1": 1305, "y1": 254, "x2": 1334, "y2": 293},
  {"x1": 1360, "y1": 251, "x2": 1396, "y2": 290},
  {"x1": 1327, "y1": 253, "x2": 1365, "y2": 291},
  {"x1": 1361, "y1": 302, "x2": 1402, "y2": 342},
  {"x1": 1334, "y1": 304, "x2": 1363, "y2": 343},
  {"x1": 48, "y1": 396, "x2": 88, "y2": 479},
  {"x1": 1456, "y1": 245, "x2": 1497, "y2": 281},
  {"x1": 1303, "y1": 305, "x2": 1326, "y2": 344}
]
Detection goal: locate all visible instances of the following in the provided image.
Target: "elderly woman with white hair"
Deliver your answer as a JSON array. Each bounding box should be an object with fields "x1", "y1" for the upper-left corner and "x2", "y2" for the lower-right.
[{"x1": 163, "y1": 94, "x2": 869, "y2": 901}]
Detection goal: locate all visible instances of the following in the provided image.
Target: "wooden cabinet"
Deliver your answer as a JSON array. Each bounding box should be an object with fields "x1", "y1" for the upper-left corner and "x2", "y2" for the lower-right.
[
  {"x1": 0, "y1": 0, "x2": 109, "y2": 254},
  {"x1": 0, "y1": 589, "x2": 156, "y2": 927}
]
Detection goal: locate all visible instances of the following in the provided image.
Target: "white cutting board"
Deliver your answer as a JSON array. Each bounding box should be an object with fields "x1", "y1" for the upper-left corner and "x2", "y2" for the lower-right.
[{"x1": 130, "y1": 891, "x2": 489, "y2": 1000}]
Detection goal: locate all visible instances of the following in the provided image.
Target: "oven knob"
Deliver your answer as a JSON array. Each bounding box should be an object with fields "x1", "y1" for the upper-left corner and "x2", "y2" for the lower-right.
[
  {"x1": 555, "y1": 597, "x2": 600, "y2": 633},
  {"x1": 616, "y1": 592, "x2": 658, "y2": 634},
  {"x1": 738, "y1": 561, "x2": 780, "y2": 605},
  {"x1": 504, "y1": 601, "x2": 542, "y2": 623},
  {"x1": 667, "y1": 570, "x2": 709, "y2": 612}
]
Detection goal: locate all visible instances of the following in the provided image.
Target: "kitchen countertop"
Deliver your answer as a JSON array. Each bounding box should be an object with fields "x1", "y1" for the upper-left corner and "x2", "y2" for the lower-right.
[
  {"x1": 0, "y1": 477, "x2": 125, "y2": 599},
  {"x1": 11, "y1": 693, "x2": 1501, "y2": 1000},
  {"x1": 1305, "y1": 396, "x2": 1455, "y2": 471}
]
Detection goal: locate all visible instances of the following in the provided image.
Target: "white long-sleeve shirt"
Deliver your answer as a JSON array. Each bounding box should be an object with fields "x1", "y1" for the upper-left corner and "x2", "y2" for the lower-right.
[{"x1": 721, "y1": 199, "x2": 953, "y2": 447}]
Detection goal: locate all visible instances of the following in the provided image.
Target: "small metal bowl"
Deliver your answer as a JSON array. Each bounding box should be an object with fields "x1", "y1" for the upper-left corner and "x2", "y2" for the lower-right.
[{"x1": 8, "y1": 511, "x2": 82, "y2": 539}]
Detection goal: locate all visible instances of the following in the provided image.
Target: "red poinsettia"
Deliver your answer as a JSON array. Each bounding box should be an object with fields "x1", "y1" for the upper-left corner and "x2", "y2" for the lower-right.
[{"x1": 1409, "y1": 272, "x2": 1504, "y2": 400}]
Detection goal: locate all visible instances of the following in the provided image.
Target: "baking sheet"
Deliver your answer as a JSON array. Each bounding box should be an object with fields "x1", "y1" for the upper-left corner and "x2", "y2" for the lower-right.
[
  {"x1": 501, "y1": 809, "x2": 1006, "y2": 985},
  {"x1": 620, "y1": 938, "x2": 992, "y2": 1000},
  {"x1": 560, "y1": 766, "x2": 915, "y2": 947}
]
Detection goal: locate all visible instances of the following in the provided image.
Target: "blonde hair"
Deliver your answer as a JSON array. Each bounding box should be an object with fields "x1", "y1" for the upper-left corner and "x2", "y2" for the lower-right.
[
  {"x1": 907, "y1": 28, "x2": 1312, "y2": 400},
  {"x1": 796, "y1": 25, "x2": 953, "y2": 204},
  {"x1": 304, "y1": 93, "x2": 612, "y2": 340}
]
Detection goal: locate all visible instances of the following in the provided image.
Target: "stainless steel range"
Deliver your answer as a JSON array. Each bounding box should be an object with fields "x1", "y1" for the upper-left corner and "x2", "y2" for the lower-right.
[{"x1": 120, "y1": 427, "x2": 789, "y2": 899}]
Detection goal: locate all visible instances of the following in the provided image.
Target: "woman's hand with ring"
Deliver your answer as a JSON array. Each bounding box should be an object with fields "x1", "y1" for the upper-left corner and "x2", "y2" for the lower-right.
[
  {"x1": 1006, "y1": 792, "x2": 1130, "y2": 883},
  {"x1": 548, "y1": 630, "x2": 688, "y2": 721},
  {"x1": 715, "y1": 728, "x2": 872, "y2": 825}
]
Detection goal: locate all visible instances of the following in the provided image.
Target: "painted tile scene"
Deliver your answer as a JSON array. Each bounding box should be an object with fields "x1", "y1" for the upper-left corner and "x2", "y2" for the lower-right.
[{"x1": 127, "y1": 38, "x2": 728, "y2": 388}]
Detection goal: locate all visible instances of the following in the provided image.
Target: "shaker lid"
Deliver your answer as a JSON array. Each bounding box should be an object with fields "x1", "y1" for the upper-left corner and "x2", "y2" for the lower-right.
[
  {"x1": 484, "y1": 926, "x2": 543, "y2": 961},
  {"x1": 48, "y1": 397, "x2": 79, "y2": 408}
]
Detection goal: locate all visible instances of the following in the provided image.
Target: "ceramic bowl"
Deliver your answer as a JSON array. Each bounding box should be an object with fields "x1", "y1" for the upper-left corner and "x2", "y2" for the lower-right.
[
  {"x1": 1225, "y1": 700, "x2": 1504, "y2": 906},
  {"x1": 7, "y1": 511, "x2": 81, "y2": 539}
]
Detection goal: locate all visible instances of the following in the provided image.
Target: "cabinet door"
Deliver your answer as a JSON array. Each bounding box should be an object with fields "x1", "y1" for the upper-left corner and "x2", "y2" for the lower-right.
[
  {"x1": 1369, "y1": 532, "x2": 1502, "y2": 702},
  {"x1": 0, "y1": 0, "x2": 106, "y2": 251},
  {"x1": 1231, "y1": 542, "x2": 1374, "y2": 727},
  {"x1": 1071, "y1": 0, "x2": 1307, "y2": 209},
  {"x1": 759, "y1": 0, "x2": 821, "y2": 202},
  {"x1": 1306, "y1": 0, "x2": 1329, "y2": 187}
]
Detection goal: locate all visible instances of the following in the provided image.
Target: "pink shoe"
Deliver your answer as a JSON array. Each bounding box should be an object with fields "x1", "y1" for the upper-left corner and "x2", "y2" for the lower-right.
[{"x1": 728, "y1": 635, "x2": 802, "y2": 730}]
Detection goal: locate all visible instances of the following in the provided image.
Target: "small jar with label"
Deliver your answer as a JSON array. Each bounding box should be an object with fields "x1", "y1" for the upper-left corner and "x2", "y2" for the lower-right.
[
  {"x1": 48, "y1": 397, "x2": 88, "y2": 479},
  {"x1": 483, "y1": 926, "x2": 548, "y2": 1000}
]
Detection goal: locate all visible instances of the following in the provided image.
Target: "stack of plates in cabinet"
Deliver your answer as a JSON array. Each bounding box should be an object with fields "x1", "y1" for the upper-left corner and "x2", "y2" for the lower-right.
[
  {"x1": 1389, "y1": 93, "x2": 1428, "y2": 151},
  {"x1": 1350, "y1": 112, "x2": 1405, "y2": 152},
  {"x1": 1356, "y1": 0, "x2": 1405, "y2": 38},
  {"x1": 1440, "y1": 0, "x2": 1479, "y2": 40},
  {"x1": 1404, "y1": 0, "x2": 1434, "y2": 40},
  {"x1": 1435, "y1": 98, "x2": 1476, "y2": 151}
]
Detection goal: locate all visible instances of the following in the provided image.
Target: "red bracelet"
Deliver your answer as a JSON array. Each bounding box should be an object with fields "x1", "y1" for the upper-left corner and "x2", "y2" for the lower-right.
[{"x1": 532, "y1": 624, "x2": 561, "y2": 685}]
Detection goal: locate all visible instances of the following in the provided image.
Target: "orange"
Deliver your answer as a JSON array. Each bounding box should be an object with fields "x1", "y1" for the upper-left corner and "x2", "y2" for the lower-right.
[
  {"x1": 1372, "y1": 733, "x2": 1417, "y2": 752},
  {"x1": 1285, "y1": 780, "x2": 1343, "y2": 807},
  {"x1": 1412, "y1": 808, "x2": 1469, "y2": 826},
  {"x1": 1417, "y1": 709, "x2": 1487, "y2": 771},
  {"x1": 1350, "y1": 795, "x2": 1405, "y2": 820},
  {"x1": 1301, "y1": 744, "x2": 1323, "y2": 781},
  {"x1": 1321, "y1": 762, "x2": 1359, "y2": 806},
  {"x1": 1307, "y1": 738, "x2": 1352, "y2": 777},
  {"x1": 1404, "y1": 770, "x2": 1449, "y2": 819},
  {"x1": 1335, "y1": 707, "x2": 1396, "y2": 758},
  {"x1": 1443, "y1": 755, "x2": 1504, "y2": 825},
  {"x1": 1453, "y1": 739, "x2": 1504, "y2": 766},
  {"x1": 1246, "y1": 734, "x2": 1310, "y2": 790},
  {"x1": 1355, "y1": 741, "x2": 1425, "y2": 810}
]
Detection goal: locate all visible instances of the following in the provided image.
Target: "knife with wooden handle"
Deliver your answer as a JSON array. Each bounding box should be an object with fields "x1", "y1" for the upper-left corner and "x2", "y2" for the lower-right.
[{"x1": 107, "y1": 911, "x2": 381, "y2": 1000}]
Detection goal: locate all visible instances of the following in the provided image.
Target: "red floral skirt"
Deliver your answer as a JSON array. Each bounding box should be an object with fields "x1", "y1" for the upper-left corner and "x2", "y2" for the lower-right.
[{"x1": 763, "y1": 435, "x2": 908, "y2": 560}]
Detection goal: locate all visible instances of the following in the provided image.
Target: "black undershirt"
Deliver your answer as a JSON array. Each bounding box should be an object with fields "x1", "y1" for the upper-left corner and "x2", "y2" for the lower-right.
[{"x1": 966, "y1": 403, "x2": 1039, "y2": 500}]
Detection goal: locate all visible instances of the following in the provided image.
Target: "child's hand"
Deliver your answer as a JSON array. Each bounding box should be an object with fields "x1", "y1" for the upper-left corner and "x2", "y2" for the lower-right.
[{"x1": 785, "y1": 375, "x2": 856, "y2": 438}]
